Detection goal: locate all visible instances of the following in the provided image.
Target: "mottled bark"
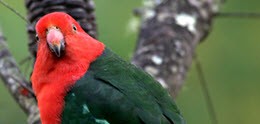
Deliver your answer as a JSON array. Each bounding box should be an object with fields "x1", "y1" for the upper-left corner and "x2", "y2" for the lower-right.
[
  {"x1": 0, "y1": 0, "x2": 98, "y2": 124},
  {"x1": 0, "y1": 0, "x2": 221, "y2": 123},
  {"x1": 0, "y1": 30, "x2": 40, "y2": 124},
  {"x1": 132, "y1": 0, "x2": 219, "y2": 97}
]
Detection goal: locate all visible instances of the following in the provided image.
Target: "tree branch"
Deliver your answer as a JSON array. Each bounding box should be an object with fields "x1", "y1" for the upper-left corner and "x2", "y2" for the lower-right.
[
  {"x1": 194, "y1": 56, "x2": 218, "y2": 124},
  {"x1": 132, "y1": 0, "x2": 219, "y2": 97},
  {"x1": 1, "y1": 0, "x2": 98, "y2": 124},
  {"x1": 1, "y1": 0, "x2": 221, "y2": 123},
  {"x1": 216, "y1": 12, "x2": 260, "y2": 18},
  {"x1": 132, "y1": 0, "x2": 219, "y2": 123},
  {"x1": 0, "y1": 29, "x2": 40, "y2": 124}
]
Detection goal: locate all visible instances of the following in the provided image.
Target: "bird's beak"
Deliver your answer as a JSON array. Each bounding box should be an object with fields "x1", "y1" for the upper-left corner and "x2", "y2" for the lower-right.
[{"x1": 46, "y1": 27, "x2": 65, "y2": 57}]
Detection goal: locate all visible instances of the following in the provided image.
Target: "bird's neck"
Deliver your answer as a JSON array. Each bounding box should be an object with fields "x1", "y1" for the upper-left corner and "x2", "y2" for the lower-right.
[{"x1": 31, "y1": 35, "x2": 105, "y2": 124}]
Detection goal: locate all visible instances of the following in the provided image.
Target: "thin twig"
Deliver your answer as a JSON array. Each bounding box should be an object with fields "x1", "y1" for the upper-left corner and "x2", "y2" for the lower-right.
[
  {"x1": 216, "y1": 12, "x2": 260, "y2": 18},
  {"x1": 0, "y1": 0, "x2": 28, "y2": 23},
  {"x1": 19, "y1": 56, "x2": 32, "y2": 65},
  {"x1": 195, "y1": 56, "x2": 218, "y2": 124},
  {"x1": 19, "y1": 56, "x2": 33, "y2": 77}
]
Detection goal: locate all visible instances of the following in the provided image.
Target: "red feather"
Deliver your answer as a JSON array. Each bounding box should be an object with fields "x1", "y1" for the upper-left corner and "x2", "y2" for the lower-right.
[{"x1": 31, "y1": 12, "x2": 104, "y2": 124}]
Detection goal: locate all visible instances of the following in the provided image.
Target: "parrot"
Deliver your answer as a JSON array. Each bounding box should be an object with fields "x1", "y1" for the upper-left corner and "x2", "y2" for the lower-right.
[{"x1": 31, "y1": 12, "x2": 185, "y2": 124}]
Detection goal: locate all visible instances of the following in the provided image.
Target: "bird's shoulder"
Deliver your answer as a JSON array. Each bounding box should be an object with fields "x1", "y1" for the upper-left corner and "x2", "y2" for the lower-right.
[{"x1": 62, "y1": 48, "x2": 185, "y2": 124}]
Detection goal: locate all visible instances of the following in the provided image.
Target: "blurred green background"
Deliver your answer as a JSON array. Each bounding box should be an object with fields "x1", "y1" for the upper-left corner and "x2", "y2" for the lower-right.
[{"x1": 0, "y1": 0, "x2": 260, "y2": 124}]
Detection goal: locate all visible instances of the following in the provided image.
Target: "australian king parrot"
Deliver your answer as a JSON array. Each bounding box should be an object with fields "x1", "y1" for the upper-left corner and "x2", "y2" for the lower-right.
[{"x1": 31, "y1": 12, "x2": 185, "y2": 124}]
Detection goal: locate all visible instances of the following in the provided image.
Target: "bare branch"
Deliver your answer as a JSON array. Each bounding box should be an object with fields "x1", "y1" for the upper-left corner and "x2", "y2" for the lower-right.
[
  {"x1": 195, "y1": 56, "x2": 218, "y2": 124},
  {"x1": 0, "y1": 0, "x2": 98, "y2": 124},
  {"x1": 0, "y1": 29, "x2": 40, "y2": 124},
  {"x1": 132, "y1": 0, "x2": 218, "y2": 97},
  {"x1": 0, "y1": 0, "x2": 28, "y2": 23},
  {"x1": 216, "y1": 12, "x2": 260, "y2": 18},
  {"x1": 132, "y1": 0, "x2": 219, "y2": 123}
]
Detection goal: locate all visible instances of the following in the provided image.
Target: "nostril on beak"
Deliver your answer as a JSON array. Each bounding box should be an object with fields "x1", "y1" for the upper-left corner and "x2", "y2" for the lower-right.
[{"x1": 47, "y1": 28, "x2": 65, "y2": 57}]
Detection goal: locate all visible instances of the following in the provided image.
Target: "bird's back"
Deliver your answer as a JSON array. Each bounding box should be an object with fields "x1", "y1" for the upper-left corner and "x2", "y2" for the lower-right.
[{"x1": 61, "y1": 48, "x2": 185, "y2": 124}]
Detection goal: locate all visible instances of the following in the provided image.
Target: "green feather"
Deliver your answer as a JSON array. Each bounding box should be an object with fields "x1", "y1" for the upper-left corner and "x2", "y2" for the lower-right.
[{"x1": 61, "y1": 48, "x2": 185, "y2": 124}]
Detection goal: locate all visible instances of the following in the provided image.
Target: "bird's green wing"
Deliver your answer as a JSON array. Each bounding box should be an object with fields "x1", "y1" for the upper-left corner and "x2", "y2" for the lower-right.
[{"x1": 61, "y1": 48, "x2": 185, "y2": 124}]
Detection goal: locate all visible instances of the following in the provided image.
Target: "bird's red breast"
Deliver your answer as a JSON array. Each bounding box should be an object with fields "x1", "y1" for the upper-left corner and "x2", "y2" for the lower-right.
[{"x1": 31, "y1": 12, "x2": 105, "y2": 124}]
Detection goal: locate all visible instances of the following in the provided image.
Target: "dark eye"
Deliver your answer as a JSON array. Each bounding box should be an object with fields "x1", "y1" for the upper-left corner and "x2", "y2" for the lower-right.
[
  {"x1": 35, "y1": 34, "x2": 39, "y2": 41},
  {"x1": 72, "y1": 24, "x2": 77, "y2": 31}
]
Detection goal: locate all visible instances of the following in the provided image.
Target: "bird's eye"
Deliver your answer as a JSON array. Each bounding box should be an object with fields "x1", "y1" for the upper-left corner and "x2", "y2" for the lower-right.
[
  {"x1": 35, "y1": 34, "x2": 39, "y2": 41},
  {"x1": 72, "y1": 24, "x2": 77, "y2": 31}
]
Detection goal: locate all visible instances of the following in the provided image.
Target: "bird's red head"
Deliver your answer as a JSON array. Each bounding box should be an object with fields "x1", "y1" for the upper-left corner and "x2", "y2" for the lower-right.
[
  {"x1": 33, "y1": 12, "x2": 105, "y2": 77},
  {"x1": 36, "y1": 12, "x2": 85, "y2": 57},
  {"x1": 32, "y1": 12, "x2": 104, "y2": 124}
]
